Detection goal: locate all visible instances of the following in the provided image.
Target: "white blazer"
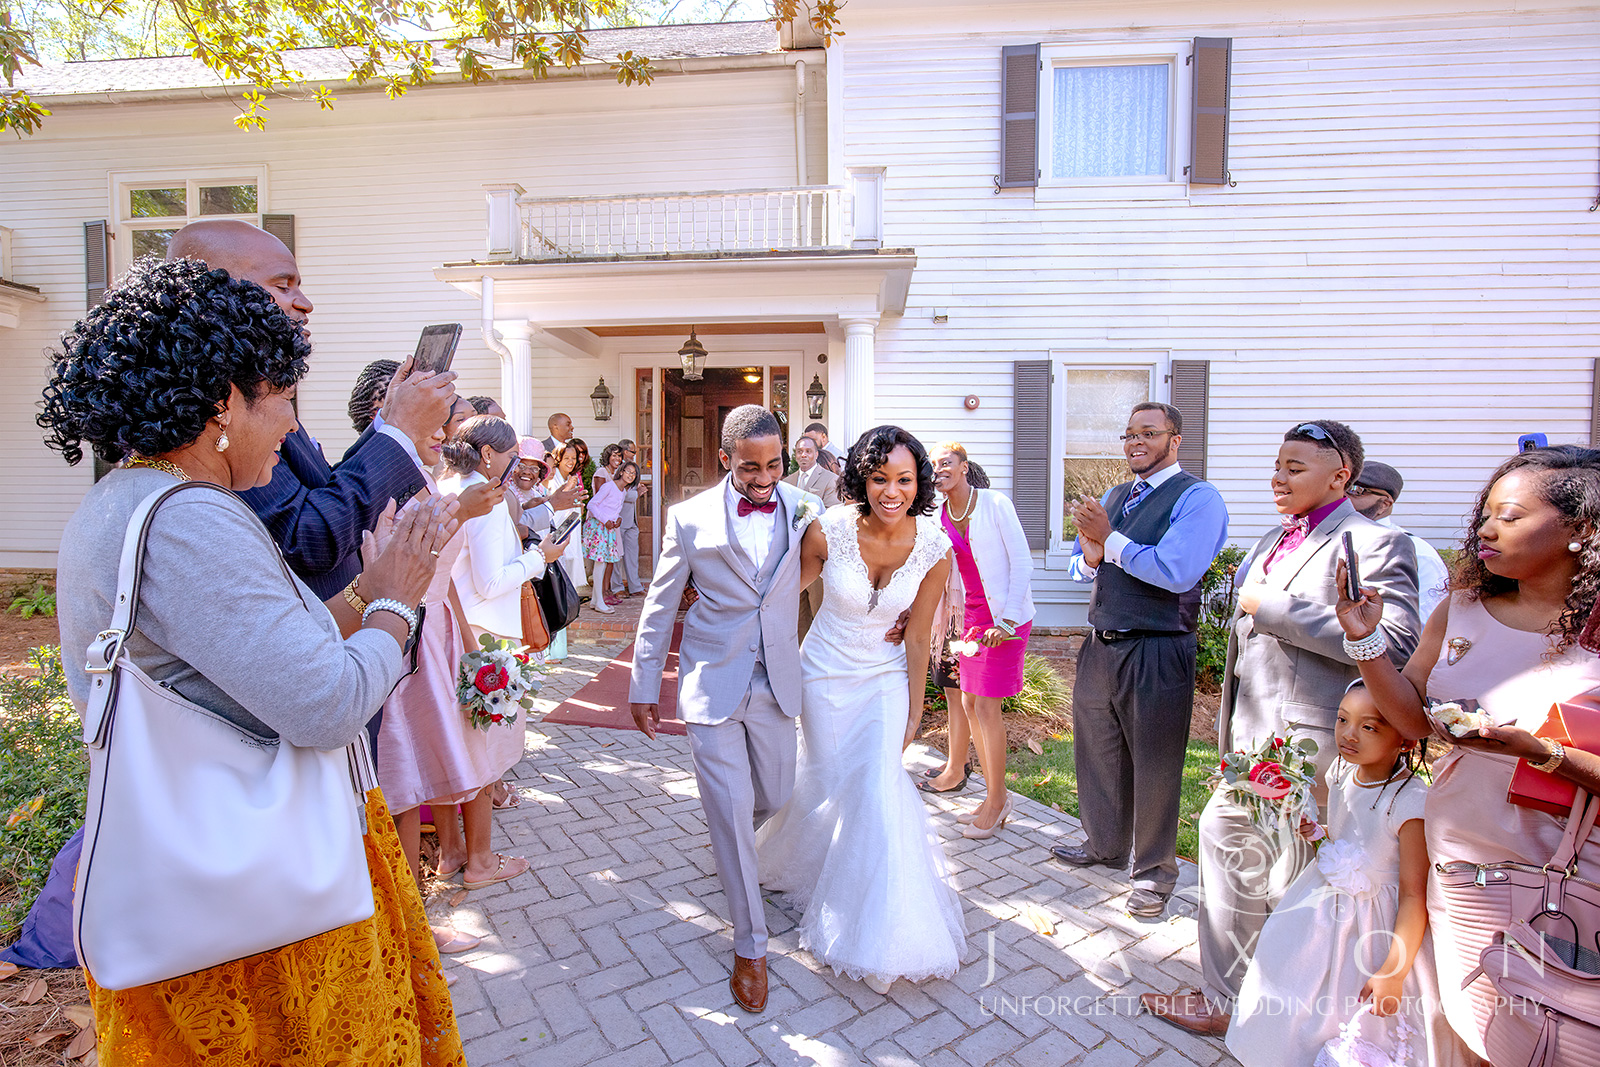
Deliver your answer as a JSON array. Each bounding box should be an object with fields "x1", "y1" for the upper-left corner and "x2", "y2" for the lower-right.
[
  {"x1": 959, "y1": 489, "x2": 1036, "y2": 627},
  {"x1": 442, "y1": 470, "x2": 546, "y2": 640}
]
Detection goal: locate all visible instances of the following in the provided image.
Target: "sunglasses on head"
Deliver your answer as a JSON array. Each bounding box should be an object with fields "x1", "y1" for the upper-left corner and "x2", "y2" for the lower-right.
[{"x1": 1288, "y1": 423, "x2": 1348, "y2": 471}]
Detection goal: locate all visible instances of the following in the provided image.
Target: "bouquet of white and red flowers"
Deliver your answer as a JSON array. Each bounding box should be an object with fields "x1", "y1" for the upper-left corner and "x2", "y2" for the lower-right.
[
  {"x1": 457, "y1": 633, "x2": 543, "y2": 731},
  {"x1": 1213, "y1": 733, "x2": 1320, "y2": 834}
]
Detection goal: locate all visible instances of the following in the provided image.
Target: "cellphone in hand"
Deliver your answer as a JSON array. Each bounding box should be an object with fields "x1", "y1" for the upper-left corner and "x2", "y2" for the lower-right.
[
  {"x1": 1341, "y1": 531, "x2": 1361, "y2": 601},
  {"x1": 498, "y1": 452, "x2": 519, "y2": 486},
  {"x1": 549, "y1": 511, "x2": 582, "y2": 545},
  {"x1": 412, "y1": 323, "x2": 463, "y2": 375}
]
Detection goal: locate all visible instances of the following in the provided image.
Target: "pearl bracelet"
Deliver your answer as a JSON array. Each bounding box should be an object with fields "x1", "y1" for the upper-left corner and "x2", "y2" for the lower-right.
[
  {"x1": 1342, "y1": 628, "x2": 1389, "y2": 662},
  {"x1": 363, "y1": 598, "x2": 419, "y2": 645}
]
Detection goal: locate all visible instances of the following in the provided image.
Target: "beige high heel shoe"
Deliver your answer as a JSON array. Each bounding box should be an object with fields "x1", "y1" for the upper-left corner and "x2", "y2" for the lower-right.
[{"x1": 960, "y1": 795, "x2": 1014, "y2": 839}]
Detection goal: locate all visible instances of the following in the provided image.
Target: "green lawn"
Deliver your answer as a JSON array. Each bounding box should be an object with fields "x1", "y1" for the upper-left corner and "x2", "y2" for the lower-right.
[{"x1": 1004, "y1": 734, "x2": 1220, "y2": 862}]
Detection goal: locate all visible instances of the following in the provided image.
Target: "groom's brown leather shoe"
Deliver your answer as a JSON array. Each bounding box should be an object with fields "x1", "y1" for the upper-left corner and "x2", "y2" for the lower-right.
[
  {"x1": 730, "y1": 954, "x2": 768, "y2": 1013},
  {"x1": 1140, "y1": 990, "x2": 1229, "y2": 1035}
]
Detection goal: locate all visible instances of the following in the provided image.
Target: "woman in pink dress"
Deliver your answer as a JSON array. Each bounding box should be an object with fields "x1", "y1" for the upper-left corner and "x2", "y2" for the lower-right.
[
  {"x1": 921, "y1": 442, "x2": 1035, "y2": 838},
  {"x1": 1338, "y1": 445, "x2": 1600, "y2": 1059}
]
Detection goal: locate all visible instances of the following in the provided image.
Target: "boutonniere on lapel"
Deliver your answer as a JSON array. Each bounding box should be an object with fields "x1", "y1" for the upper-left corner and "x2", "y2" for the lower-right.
[{"x1": 792, "y1": 499, "x2": 823, "y2": 532}]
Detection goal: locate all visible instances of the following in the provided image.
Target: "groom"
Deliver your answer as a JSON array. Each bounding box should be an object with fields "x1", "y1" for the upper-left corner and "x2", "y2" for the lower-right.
[{"x1": 630, "y1": 405, "x2": 811, "y2": 1014}]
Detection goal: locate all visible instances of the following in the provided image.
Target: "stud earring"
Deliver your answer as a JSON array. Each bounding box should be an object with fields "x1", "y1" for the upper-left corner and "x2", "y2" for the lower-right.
[
  {"x1": 1570, "y1": 541, "x2": 1583, "y2": 553},
  {"x1": 216, "y1": 430, "x2": 230, "y2": 453}
]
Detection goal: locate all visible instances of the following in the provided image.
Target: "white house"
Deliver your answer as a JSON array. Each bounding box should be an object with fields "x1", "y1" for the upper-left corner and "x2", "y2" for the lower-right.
[{"x1": 3, "y1": 1, "x2": 1596, "y2": 626}]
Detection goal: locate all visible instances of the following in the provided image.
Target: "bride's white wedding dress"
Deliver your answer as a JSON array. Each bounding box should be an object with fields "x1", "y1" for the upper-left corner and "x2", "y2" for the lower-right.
[{"x1": 757, "y1": 506, "x2": 966, "y2": 986}]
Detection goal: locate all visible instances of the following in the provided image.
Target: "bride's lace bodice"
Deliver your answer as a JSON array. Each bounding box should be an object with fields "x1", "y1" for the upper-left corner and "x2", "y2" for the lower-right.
[{"x1": 813, "y1": 506, "x2": 950, "y2": 653}]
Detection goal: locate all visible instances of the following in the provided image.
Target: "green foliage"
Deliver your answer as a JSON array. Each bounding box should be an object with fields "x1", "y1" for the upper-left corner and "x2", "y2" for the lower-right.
[
  {"x1": 925, "y1": 653, "x2": 1068, "y2": 718},
  {"x1": 0, "y1": 646, "x2": 87, "y2": 942},
  {"x1": 8, "y1": 581, "x2": 56, "y2": 619},
  {"x1": 2, "y1": 0, "x2": 844, "y2": 135},
  {"x1": 1196, "y1": 545, "x2": 1246, "y2": 691},
  {"x1": 1007, "y1": 732, "x2": 1221, "y2": 862}
]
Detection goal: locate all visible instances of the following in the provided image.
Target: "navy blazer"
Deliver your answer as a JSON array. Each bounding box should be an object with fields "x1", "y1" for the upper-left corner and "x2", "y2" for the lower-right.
[{"x1": 239, "y1": 423, "x2": 425, "y2": 600}]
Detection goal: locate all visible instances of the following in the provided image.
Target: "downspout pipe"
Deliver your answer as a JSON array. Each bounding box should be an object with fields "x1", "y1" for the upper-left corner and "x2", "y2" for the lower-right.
[
  {"x1": 479, "y1": 275, "x2": 527, "y2": 434},
  {"x1": 794, "y1": 58, "x2": 807, "y2": 186}
]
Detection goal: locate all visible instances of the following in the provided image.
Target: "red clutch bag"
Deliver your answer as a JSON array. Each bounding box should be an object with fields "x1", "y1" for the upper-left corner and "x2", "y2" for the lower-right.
[{"x1": 1507, "y1": 700, "x2": 1600, "y2": 816}]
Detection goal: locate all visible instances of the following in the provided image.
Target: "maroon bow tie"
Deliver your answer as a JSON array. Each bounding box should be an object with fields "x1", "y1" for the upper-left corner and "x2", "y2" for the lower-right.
[{"x1": 737, "y1": 498, "x2": 777, "y2": 517}]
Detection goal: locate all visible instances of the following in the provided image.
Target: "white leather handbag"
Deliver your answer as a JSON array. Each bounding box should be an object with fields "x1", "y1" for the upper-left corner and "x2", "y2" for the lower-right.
[{"x1": 73, "y1": 482, "x2": 377, "y2": 990}]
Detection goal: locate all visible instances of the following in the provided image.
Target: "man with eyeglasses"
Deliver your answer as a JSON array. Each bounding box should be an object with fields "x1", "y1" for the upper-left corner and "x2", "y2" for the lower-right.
[
  {"x1": 1058, "y1": 402, "x2": 1229, "y2": 920},
  {"x1": 1143, "y1": 419, "x2": 1421, "y2": 1036},
  {"x1": 1347, "y1": 461, "x2": 1449, "y2": 623}
]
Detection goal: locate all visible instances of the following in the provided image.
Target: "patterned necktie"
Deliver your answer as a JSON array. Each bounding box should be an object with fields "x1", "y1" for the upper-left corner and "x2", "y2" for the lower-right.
[
  {"x1": 1122, "y1": 480, "x2": 1150, "y2": 517},
  {"x1": 737, "y1": 498, "x2": 777, "y2": 517}
]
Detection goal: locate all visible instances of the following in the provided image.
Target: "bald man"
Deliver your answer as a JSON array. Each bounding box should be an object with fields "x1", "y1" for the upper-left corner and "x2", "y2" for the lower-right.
[{"x1": 167, "y1": 219, "x2": 454, "y2": 599}]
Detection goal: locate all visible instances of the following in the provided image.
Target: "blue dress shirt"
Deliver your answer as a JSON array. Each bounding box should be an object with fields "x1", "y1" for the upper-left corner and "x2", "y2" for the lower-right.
[{"x1": 1066, "y1": 464, "x2": 1230, "y2": 593}]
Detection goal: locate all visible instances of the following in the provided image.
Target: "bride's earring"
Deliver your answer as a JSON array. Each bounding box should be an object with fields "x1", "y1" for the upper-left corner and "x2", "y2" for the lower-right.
[{"x1": 215, "y1": 426, "x2": 230, "y2": 453}]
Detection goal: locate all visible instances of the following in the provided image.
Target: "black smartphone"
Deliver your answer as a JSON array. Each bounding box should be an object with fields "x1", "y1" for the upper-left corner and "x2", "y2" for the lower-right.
[
  {"x1": 1341, "y1": 530, "x2": 1361, "y2": 601},
  {"x1": 412, "y1": 323, "x2": 462, "y2": 375},
  {"x1": 497, "y1": 453, "x2": 519, "y2": 486},
  {"x1": 549, "y1": 511, "x2": 582, "y2": 544}
]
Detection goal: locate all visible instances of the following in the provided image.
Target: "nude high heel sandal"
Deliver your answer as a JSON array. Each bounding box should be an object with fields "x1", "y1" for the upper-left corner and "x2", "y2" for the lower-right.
[{"x1": 960, "y1": 795, "x2": 1013, "y2": 840}]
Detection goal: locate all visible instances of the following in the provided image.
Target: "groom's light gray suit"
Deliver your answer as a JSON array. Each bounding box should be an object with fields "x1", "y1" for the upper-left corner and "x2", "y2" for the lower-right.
[{"x1": 630, "y1": 476, "x2": 810, "y2": 958}]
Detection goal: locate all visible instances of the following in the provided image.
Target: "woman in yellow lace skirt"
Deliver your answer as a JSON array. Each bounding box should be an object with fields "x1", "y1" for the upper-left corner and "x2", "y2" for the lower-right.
[{"x1": 86, "y1": 792, "x2": 465, "y2": 1067}]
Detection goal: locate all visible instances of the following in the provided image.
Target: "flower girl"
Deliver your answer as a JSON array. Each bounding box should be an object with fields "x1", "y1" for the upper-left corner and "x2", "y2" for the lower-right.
[{"x1": 1227, "y1": 682, "x2": 1469, "y2": 1067}]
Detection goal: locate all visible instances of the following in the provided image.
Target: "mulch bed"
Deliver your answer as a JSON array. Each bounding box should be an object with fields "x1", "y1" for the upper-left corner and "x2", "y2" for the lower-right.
[
  {"x1": 0, "y1": 965, "x2": 95, "y2": 1066},
  {"x1": 917, "y1": 633, "x2": 1221, "y2": 757},
  {"x1": 0, "y1": 617, "x2": 60, "y2": 677}
]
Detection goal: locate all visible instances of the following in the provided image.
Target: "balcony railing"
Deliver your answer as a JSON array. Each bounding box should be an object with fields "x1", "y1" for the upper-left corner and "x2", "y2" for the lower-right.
[{"x1": 516, "y1": 186, "x2": 848, "y2": 260}]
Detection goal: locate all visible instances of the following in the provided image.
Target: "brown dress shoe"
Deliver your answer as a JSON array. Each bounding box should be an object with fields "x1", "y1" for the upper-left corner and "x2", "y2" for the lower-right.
[
  {"x1": 730, "y1": 954, "x2": 768, "y2": 1013},
  {"x1": 1140, "y1": 990, "x2": 1230, "y2": 1036}
]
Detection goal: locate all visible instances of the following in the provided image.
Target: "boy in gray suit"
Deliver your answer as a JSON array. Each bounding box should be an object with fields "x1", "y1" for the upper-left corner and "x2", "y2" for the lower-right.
[
  {"x1": 629, "y1": 406, "x2": 813, "y2": 1014},
  {"x1": 1143, "y1": 420, "x2": 1420, "y2": 1035}
]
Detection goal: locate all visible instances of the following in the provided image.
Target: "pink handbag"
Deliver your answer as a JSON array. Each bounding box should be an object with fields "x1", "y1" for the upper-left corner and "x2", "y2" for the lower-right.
[{"x1": 1440, "y1": 791, "x2": 1600, "y2": 1065}]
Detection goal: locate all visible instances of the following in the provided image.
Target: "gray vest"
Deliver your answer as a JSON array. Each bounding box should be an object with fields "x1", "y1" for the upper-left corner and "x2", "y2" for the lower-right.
[
  {"x1": 1087, "y1": 471, "x2": 1203, "y2": 632},
  {"x1": 726, "y1": 500, "x2": 791, "y2": 662}
]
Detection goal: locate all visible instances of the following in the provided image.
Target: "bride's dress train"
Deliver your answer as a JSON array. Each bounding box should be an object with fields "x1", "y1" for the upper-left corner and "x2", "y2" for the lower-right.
[{"x1": 757, "y1": 507, "x2": 966, "y2": 986}]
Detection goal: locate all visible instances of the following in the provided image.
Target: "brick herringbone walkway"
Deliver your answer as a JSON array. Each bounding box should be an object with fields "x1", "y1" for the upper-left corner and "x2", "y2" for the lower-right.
[{"x1": 435, "y1": 626, "x2": 1230, "y2": 1067}]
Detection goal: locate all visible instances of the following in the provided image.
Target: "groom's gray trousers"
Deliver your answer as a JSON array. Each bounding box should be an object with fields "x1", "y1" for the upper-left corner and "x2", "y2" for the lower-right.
[{"x1": 685, "y1": 661, "x2": 796, "y2": 959}]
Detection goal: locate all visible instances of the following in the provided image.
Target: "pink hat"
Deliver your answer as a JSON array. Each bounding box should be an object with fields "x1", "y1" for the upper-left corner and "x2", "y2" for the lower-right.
[{"x1": 517, "y1": 437, "x2": 546, "y2": 462}]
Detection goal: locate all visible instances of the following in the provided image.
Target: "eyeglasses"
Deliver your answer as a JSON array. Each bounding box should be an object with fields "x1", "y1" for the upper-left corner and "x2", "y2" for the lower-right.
[
  {"x1": 1288, "y1": 422, "x2": 1347, "y2": 470},
  {"x1": 1348, "y1": 484, "x2": 1391, "y2": 501},
  {"x1": 1117, "y1": 430, "x2": 1176, "y2": 443}
]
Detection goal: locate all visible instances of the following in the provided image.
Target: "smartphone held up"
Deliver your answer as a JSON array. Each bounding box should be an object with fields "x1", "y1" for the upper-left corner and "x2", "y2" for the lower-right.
[{"x1": 1340, "y1": 531, "x2": 1361, "y2": 602}]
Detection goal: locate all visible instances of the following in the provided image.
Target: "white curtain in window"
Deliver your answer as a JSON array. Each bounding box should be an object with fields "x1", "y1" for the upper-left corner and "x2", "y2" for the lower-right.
[{"x1": 1052, "y1": 64, "x2": 1169, "y2": 179}]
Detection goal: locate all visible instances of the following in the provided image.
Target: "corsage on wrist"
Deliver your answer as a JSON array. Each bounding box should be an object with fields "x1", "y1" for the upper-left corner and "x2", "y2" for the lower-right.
[{"x1": 1342, "y1": 628, "x2": 1389, "y2": 662}]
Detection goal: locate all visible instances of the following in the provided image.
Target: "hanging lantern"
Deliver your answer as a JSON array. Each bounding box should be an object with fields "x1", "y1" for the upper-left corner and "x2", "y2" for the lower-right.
[
  {"x1": 805, "y1": 373, "x2": 827, "y2": 419},
  {"x1": 678, "y1": 327, "x2": 707, "y2": 382},
  {"x1": 589, "y1": 377, "x2": 614, "y2": 422}
]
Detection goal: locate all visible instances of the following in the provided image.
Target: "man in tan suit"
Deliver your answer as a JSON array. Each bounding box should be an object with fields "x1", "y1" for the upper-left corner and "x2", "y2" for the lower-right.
[{"x1": 785, "y1": 436, "x2": 838, "y2": 637}]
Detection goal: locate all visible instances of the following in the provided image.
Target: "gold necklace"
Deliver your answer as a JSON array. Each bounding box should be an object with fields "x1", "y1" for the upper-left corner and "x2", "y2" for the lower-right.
[
  {"x1": 125, "y1": 457, "x2": 191, "y2": 481},
  {"x1": 946, "y1": 486, "x2": 977, "y2": 523}
]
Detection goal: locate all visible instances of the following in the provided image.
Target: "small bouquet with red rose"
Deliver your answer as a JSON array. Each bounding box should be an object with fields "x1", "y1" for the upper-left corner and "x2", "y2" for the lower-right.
[
  {"x1": 457, "y1": 633, "x2": 543, "y2": 731},
  {"x1": 1212, "y1": 733, "x2": 1320, "y2": 835},
  {"x1": 947, "y1": 625, "x2": 1026, "y2": 659}
]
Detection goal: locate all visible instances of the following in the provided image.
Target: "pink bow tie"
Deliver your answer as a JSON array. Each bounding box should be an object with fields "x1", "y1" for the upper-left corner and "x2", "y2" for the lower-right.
[{"x1": 1281, "y1": 514, "x2": 1310, "y2": 537}]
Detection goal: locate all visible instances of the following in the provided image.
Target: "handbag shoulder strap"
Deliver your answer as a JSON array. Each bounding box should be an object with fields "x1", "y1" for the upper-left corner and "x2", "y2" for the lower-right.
[
  {"x1": 1550, "y1": 790, "x2": 1600, "y2": 871},
  {"x1": 82, "y1": 481, "x2": 307, "y2": 745}
]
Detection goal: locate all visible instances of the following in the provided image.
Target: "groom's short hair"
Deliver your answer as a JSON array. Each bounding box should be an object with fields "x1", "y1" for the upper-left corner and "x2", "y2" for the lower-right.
[{"x1": 720, "y1": 404, "x2": 781, "y2": 457}]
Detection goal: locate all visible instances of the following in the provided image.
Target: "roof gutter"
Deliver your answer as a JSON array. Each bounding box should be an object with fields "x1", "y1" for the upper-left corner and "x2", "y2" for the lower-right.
[{"x1": 27, "y1": 48, "x2": 825, "y2": 109}]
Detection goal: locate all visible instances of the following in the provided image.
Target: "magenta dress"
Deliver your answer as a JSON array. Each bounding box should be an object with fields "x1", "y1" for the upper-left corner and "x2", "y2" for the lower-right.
[{"x1": 942, "y1": 507, "x2": 1032, "y2": 699}]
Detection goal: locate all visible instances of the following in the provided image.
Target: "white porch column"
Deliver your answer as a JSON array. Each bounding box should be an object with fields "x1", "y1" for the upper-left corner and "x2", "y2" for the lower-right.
[
  {"x1": 840, "y1": 316, "x2": 879, "y2": 445},
  {"x1": 495, "y1": 320, "x2": 535, "y2": 437}
]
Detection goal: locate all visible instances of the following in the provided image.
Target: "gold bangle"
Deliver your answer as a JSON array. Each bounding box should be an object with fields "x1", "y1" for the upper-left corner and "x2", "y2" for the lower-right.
[
  {"x1": 343, "y1": 579, "x2": 368, "y2": 616},
  {"x1": 1532, "y1": 739, "x2": 1566, "y2": 774}
]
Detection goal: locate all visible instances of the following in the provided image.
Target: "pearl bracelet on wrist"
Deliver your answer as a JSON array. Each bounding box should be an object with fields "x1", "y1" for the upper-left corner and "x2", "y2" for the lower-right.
[
  {"x1": 363, "y1": 598, "x2": 419, "y2": 645},
  {"x1": 1342, "y1": 628, "x2": 1389, "y2": 662}
]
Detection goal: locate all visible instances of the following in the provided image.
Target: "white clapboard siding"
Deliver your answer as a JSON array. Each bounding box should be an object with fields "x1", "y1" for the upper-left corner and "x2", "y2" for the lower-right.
[
  {"x1": 837, "y1": 1, "x2": 1599, "y2": 623},
  {"x1": 0, "y1": 66, "x2": 806, "y2": 565}
]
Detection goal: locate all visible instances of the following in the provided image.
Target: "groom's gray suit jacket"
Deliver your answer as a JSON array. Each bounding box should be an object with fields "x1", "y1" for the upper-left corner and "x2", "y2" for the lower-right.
[{"x1": 629, "y1": 477, "x2": 811, "y2": 724}]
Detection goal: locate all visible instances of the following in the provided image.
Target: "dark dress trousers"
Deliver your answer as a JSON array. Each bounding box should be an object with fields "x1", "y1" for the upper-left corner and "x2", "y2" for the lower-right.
[{"x1": 1072, "y1": 472, "x2": 1203, "y2": 896}]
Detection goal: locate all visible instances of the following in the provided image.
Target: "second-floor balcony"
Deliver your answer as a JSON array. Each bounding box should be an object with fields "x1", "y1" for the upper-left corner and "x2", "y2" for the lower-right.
[{"x1": 513, "y1": 186, "x2": 850, "y2": 261}]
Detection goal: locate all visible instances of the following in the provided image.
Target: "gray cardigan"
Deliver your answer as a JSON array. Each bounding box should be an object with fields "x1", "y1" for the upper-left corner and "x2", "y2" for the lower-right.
[{"x1": 58, "y1": 467, "x2": 404, "y2": 749}]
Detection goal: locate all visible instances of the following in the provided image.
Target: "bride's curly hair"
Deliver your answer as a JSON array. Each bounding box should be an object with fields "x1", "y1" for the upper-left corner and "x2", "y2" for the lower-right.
[
  {"x1": 37, "y1": 258, "x2": 308, "y2": 466},
  {"x1": 1449, "y1": 445, "x2": 1600, "y2": 653},
  {"x1": 841, "y1": 425, "x2": 937, "y2": 518}
]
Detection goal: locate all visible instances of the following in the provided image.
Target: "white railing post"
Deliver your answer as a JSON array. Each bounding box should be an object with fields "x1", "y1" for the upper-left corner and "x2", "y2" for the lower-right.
[{"x1": 485, "y1": 183, "x2": 525, "y2": 260}]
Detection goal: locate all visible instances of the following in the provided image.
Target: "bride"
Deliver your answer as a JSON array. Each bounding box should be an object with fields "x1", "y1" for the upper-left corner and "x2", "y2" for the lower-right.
[{"x1": 757, "y1": 425, "x2": 967, "y2": 994}]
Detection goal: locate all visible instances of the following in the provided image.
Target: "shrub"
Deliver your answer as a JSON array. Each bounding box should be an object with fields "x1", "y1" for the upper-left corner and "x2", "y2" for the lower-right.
[
  {"x1": 1196, "y1": 545, "x2": 1247, "y2": 691},
  {"x1": 0, "y1": 646, "x2": 86, "y2": 942},
  {"x1": 925, "y1": 653, "x2": 1069, "y2": 717},
  {"x1": 8, "y1": 581, "x2": 55, "y2": 620}
]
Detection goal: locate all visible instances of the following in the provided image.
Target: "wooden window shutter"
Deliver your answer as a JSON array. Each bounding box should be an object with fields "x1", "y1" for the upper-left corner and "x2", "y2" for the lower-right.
[
  {"x1": 1012, "y1": 359, "x2": 1051, "y2": 548},
  {"x1": 84, "y1": 220, "x2": 111, "y2": 309},
  {"x1": 1170, "y1": 359, "x2": 1211, "y2": 480},
  {"x1": 1591, "y1": 358, "x2": 1600, "y2": 445},
  {"x1": 999, "y1": 45, "x2": 1040, "y2": 189},
  {"x1": 1189, "y1": 37, "x2": 1232, "y2": 186},
  {"x1": 262, "y1": 213, "x2": 295, "y2": 254}
]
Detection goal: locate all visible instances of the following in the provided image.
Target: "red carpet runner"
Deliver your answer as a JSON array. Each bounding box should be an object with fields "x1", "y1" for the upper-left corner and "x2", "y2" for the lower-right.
[{"x1": 542, "y1": 623, "x2": 687, "y2": 736}]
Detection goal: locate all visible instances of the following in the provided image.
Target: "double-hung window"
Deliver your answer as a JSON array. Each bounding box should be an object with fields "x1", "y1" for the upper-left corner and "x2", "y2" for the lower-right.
[
  {"x1": 112, "y1": 169, "x2": 266, "y2": 268},
  {"x1": 1051, "y1": 356, "x2": 1163, "y2": 549},
  {"x1": 1038, "y1": 42, "x2": 1188, "y2": 191}
]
